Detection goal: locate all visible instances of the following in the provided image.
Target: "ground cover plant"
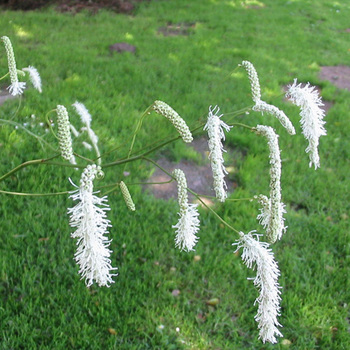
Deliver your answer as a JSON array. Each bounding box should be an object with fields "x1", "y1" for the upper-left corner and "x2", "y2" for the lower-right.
[{"x1": 1, "y1": 0, "x2": 350, "y2": 348}]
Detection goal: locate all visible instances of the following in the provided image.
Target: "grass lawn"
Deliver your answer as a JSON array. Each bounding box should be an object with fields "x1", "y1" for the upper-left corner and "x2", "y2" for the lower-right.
[{"x1": 1, "y1": 0, "x2": 350, "y2": 348}]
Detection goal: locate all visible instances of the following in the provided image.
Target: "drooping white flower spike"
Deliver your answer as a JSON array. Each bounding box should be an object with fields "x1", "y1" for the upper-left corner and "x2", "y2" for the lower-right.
[
  {"x1": 56, "y1": 105, "x2": 76, "y2": 165},
  {"x1": 1, "y1": 36, "x2": 26, "y2": 96},
  {"x1": 233, "y1": 231, "x2": 283, "y2": 344},
  {"x1": 204, "y1": 105, "x2": 232, "y2": 202},
  {"x1": 68, "y1": 164, "x2": 117, "y2": 287},
  {"x1": 286, "y1": 79, "x2": 327, "y2": 169},
  {"x1": 172, "y1": 169, "x2": 200, "y2": 252},
  {"x1": 153, "y1": 100, "x2": 193, "y2": 143},
  {"x1": 253, "y1": 100, "x2": 296, "y2": 135},
  {"x1": 240, "y1": 60, "x2": 295, "y2": 135},
  {"x1": 72, "y1": 101, "x2": 101, "y2": 164},
  {"x1": 255, "y1": 125, "x2": 287, "y2": 243},
  {"x1": 22, "y1": 66, "x2": 42, "y2": 93}
]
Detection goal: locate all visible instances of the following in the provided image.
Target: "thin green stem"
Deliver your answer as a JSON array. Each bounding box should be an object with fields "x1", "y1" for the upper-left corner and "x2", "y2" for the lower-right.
[
  {"x1": 0, "y1": 118, "x2": 56, "y2": 151},
  {"x1": 0, "y1": 155, "x2": 60, "y2": 183},
  {"x1": 187, "y1": 188, "x2": 240, "y2": 234},
  {"x1": 0, "y1": 189, "x2": 69, "y2": 196},
  {"x1": 0, "y1": 72, "x2": 10, "y2": 80}
]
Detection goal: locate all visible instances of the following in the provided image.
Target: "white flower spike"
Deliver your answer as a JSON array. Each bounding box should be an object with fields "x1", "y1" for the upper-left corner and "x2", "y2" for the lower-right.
[
  {"x1": 204, "y1": 105, "x2": 232, "y2": 202},
  {"x1": 253, "y1": 100, "x2": 296, "y2": 135},
  {"x1": 286, "y1": 79, "x2": 327, "y2": 169},
  {"x1": 240, "y1": 60, "x2": 261, "y2": 103},
  {"x1": 68, "y1": 164, "x2": 117, "y2": 287},
  {"x1": 56, "y1": 105, "x2": 76, "y2": 164},
  {"x1": 153, "y1": 101, "x2": 193, "y2": 143},
  {"x1": 233, "y1": 231, "x2": 282, "y2": 344},
  {"x1": 23, "y1": 66, "x2": 42, "y2": 93},
  {"x1": 72, "y1": 101, "x2": 101, "y2": 164},
  {"x1": 172, "y1": 169, "x2": 200, "y2": 251},
  {"x1": 1, "y1": 36, "x2": 26, "y2": 96},
  {"x1": 255, "y1": 125, "x2": 287, "y2": 243}
]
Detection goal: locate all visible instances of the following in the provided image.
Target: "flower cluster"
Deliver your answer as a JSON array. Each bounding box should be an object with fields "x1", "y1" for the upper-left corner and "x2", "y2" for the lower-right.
[
  {"x1": 255, "y1": 125, "x2": 287, "y2": 243},
  {"x1": 286, "y1": 79, "x2": 327, "y2": 169},
  {"x1": 120, "y1": 181, "x2": 136, "y2": 211},
  {"x1": 204, "y1": 105, "x2": 231, "y2": 202},
  {"x1": 1, "y1": 36, "x2": 26, "y2": 96},
  {"x1": 68, "y1": 164, "x2": 117, "y2": 287},
  {"x1": 23, "y1": 66, "x2": 42, "y2": 93},
  {"x1": 153, "y1": 100, "x2": 193, "y2": 143},
  {"x1": 241, "y1": 60, "x2": 295, "y2": 135},
  {"x1": 56, "y1": 105, "x2": 75, "y2": 164},
  {"x1": 233, "y1": 232, "x2": 282, "y2": 344},
  {"x1": 172, "y1": 169, "x2": 200, "y2": 251}
]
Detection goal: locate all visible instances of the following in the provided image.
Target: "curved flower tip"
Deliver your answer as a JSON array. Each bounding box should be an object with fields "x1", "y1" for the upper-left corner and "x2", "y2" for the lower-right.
[
  {"x1": 153, "y1": 100, "x2": 193, "y2": 143},
  {"x1": 286, "y1": 79, "x2": 326, "y2": 169},
  {"x1": 253, "y1": 100, "x2": 296, "y2": 135},
  {"x1": 240, "y1": 60, "x2": 262, "y2": 104},
  {"x1": 204, "y1": 105, "x2": 232, "y2": 202},
  {"x1": 233, "y1": 231, "x2": 283, "y2": 343}
]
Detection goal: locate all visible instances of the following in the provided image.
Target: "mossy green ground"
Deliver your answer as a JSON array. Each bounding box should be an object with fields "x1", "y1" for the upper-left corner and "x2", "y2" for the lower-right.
[{"x1": 1, "y1": 0, "x2": 350, "y2": 348}]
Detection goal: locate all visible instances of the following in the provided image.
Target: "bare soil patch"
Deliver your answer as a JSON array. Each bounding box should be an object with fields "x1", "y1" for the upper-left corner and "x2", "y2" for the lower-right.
[
  {"x1": 158, "y1": 22, "x2": 196, "y2": 37},
  {"x1": 319, "y1": 66, "x2": 350, "y2": 91},
  {"x1": 145, "y1": 137, "x2": 237, "y2": 202}
]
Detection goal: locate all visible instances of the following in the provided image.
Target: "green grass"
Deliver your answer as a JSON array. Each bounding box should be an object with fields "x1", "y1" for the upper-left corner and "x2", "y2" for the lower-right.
[{"x1": 1, "y1": 0, "x2": 350, "y2": 348}]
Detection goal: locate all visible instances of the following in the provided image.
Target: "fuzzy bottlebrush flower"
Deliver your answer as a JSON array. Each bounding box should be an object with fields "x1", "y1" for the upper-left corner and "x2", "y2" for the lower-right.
[
  {"x1": 68, "y1": 164, "x2": 117, "y2": 287},
  {"x1": 1, "y1": 36, "x2": 26, "y2": 96},
  {"x1": 204, "y1": 105, "x2": 232, "y2": 202},
  {"x1": 120, "y1": 181, "x2": 136, "y2": 211},
  {"x1": 286, "y1": 79, "x2": 327, "y2": 169},
  {"x1": 56, "y1": 105, "x2": 76, "y2": 164},
  {"x1": 22, "y1": 66, "x2": 42, "y2": 93},
  {"x1": 240, "y1": 60, "x2": 295, "y2": 135},
  {"x1": 233, "y1": 231, "x2": 283, "y2": 344},
  {"x1": 72, "y1": 101, "x2": 101, "y2": 162},
  {"x1": 255, "y1": 125, "x2": 287, "y2": 243},
  {"x1": 153, "y1": 100, "x2": 193, "y2": 143},
  {"x1": 253, "y1": 100, "x2": 296, "y2": 135},
  {"x1": 172, "y1": 169, "x2": 200, "y2": 251},
  {"x1": 240, "y1": 60, "x2": 261, "y2": 103}
]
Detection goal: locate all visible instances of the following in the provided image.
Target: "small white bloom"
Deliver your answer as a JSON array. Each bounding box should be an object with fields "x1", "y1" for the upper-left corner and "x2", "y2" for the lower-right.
[
  {"x1": 82, "y1": 141, "x2": 93, "y2": 150},
  {"x1": 72, "y1": 101, "x2": 100, "y2": 163},
  {"x1": 22, "y1": 66, "x2": 42, "y2": 93},
  {"x1": 286, "y1": 79, "x2": 327, "y2": 169},
  {"x1": 240, "y1": 60, "x2": 261, "y2": 103},
  {"x1": 153, "y1": 101, "x2": 193, "y2": 143},
  {"x1": 172, "y1": 169, "x2": 200, "y2": 251},
  {"x1": 253, "y1": 100, "x2": 295, "y2": 135},
  {"x1": 68, "y1": 164, "x2": 117, "y2": 287},
  {"x1": 1, "y1": 36, "x2": 26, "y2": 96},
  {"x1": 204, "y1": 105, "x2": 232, "y2": 202},
  {"x1": 255, "y1": 125, "x2": 287, "y2": 243},
  {"x1": 233, "y1": 231, "x2": 283, "y2": 344},
  {"x1": 56, "y1": 105, "x2": 75, "y2": 164}
]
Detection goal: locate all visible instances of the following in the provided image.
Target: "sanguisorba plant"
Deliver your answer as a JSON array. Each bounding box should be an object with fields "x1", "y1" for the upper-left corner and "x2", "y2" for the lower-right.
[{"x1": 0, "y1": 37, "x2": 327, "y2": 344}]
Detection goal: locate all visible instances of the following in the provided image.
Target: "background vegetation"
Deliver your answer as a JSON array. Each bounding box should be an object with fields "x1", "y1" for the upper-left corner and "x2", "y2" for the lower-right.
[{"x1": 1, "y1": 0, "x2": 349, "y2": 348}]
